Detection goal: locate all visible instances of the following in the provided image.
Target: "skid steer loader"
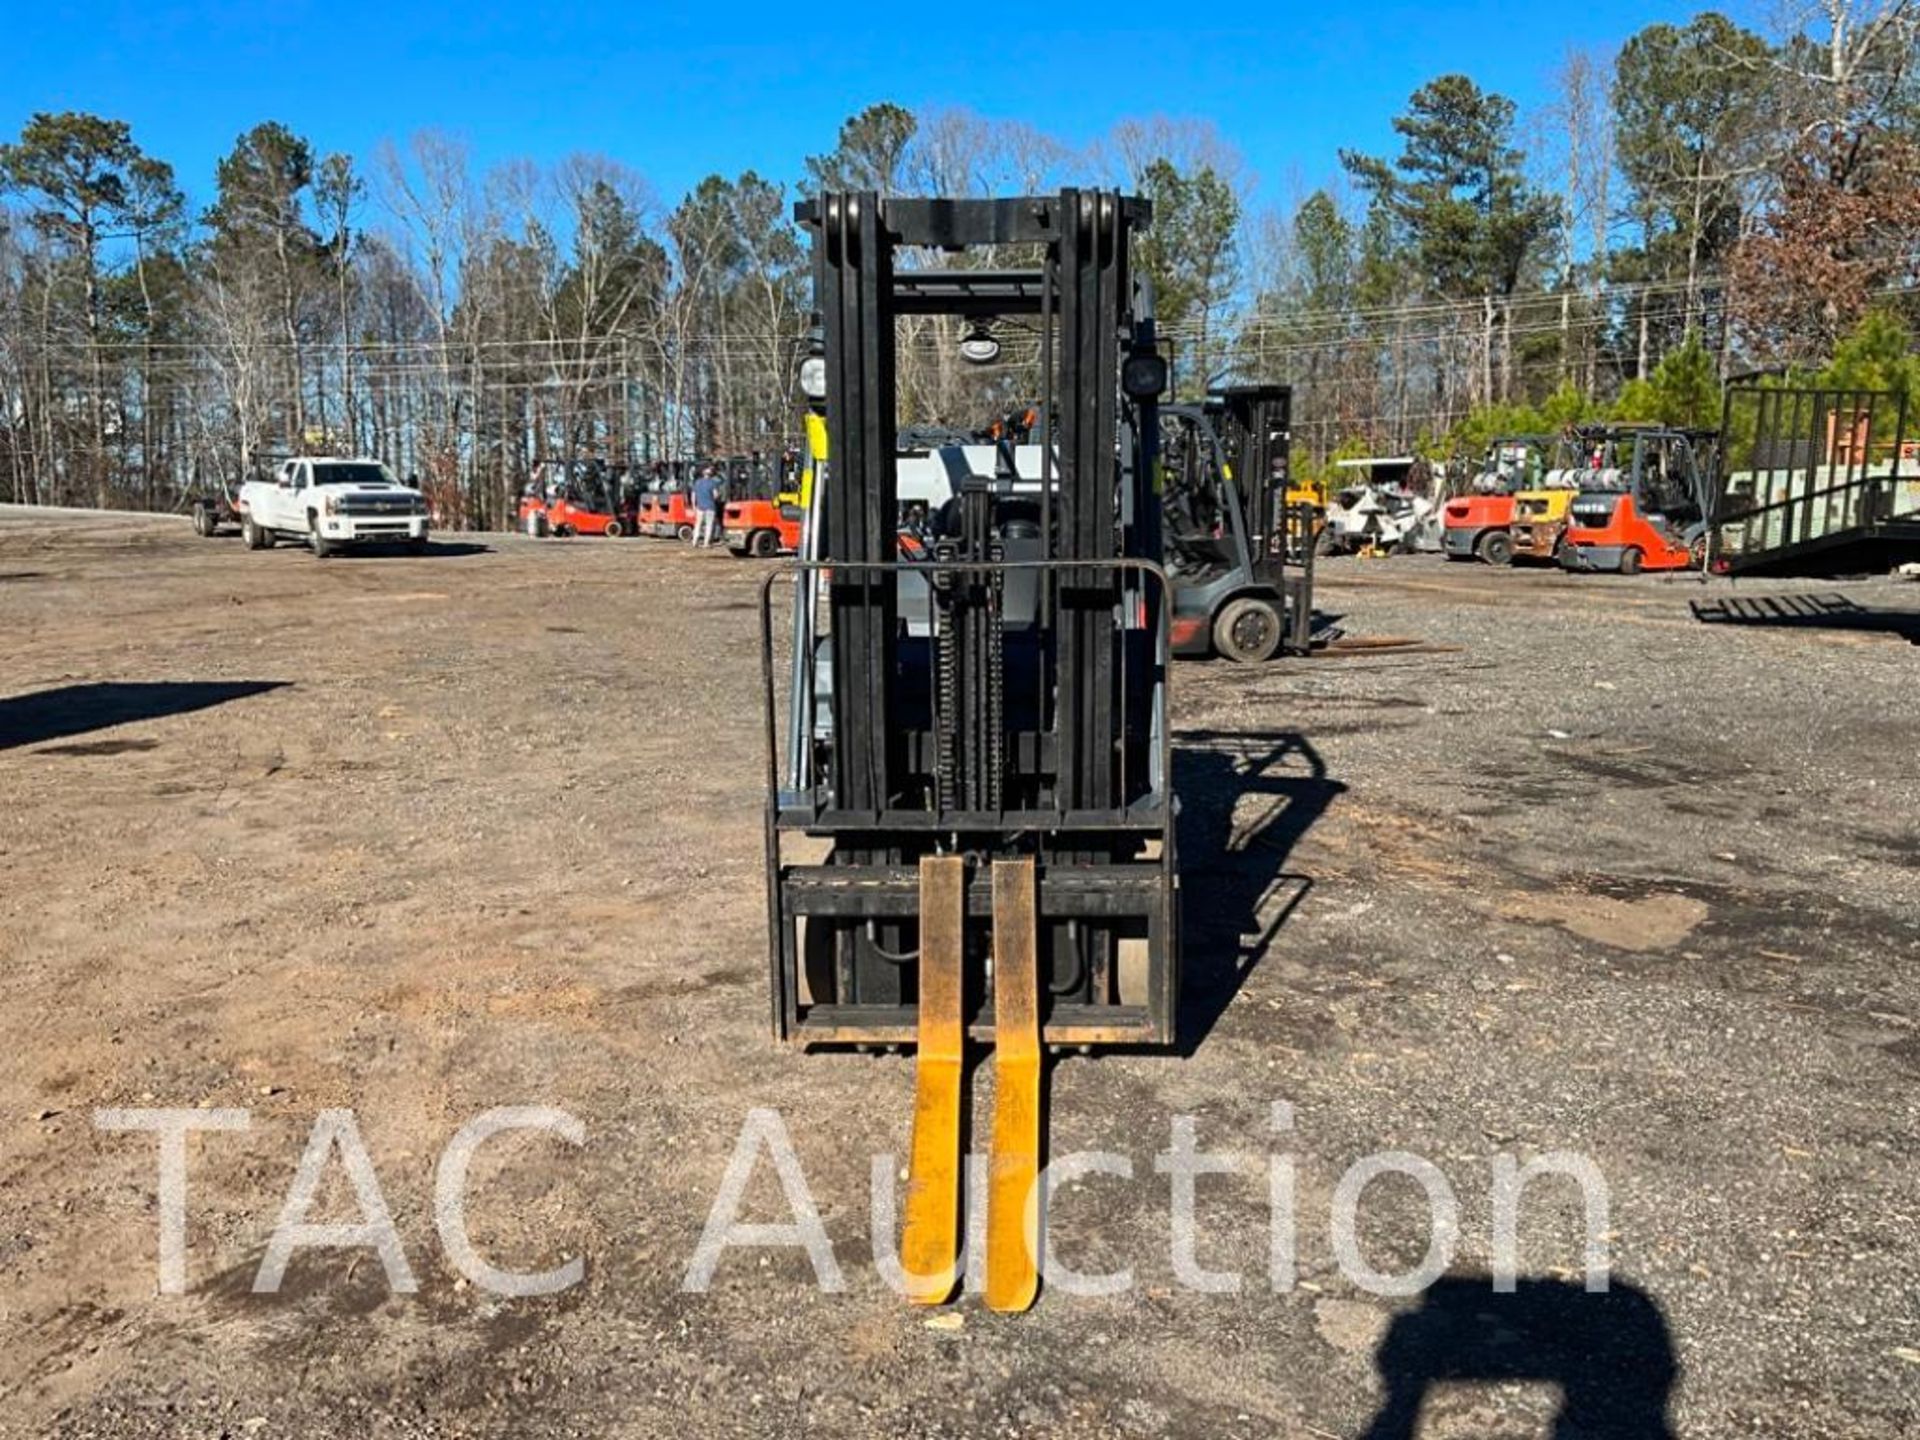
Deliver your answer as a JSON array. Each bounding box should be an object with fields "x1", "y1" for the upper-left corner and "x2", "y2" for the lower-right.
[{"x1": 759, "y1": 191, "x2": 1174, "y2": 1312}]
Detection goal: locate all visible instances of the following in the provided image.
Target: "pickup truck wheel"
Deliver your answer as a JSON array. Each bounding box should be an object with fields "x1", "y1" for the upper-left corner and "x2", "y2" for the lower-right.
[
  {"x1": 308, "y1": 516, "x2": 334, "y2": 559},
  {"x1": 1213, "y1": 596, "x2": 1284, "y2": 664},
  {"x1": 750, "y1": 528, "x2": 780, "y2": 558},
  {"x1": 241, "y1": 515, "x2": 271, "y2": 550}
]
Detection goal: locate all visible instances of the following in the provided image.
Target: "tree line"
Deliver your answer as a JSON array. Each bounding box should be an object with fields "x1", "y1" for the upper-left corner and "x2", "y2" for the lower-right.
[{"x1": 1, "y1": 2, "x2": 1915, "y2": 526}]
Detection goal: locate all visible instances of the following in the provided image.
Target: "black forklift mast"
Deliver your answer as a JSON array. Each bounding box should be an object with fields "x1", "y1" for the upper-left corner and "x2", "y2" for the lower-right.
[
  {"x1": 1211, "y1": 383, "x2": 1296, "y2": 586},
  {"x1": 758, "y1": 190, "x2": 1174, "y2": 1309}
]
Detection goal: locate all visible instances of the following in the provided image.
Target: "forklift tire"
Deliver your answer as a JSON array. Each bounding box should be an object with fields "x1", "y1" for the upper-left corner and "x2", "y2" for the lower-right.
[
  {"x1": 526, "y1": 511, "x2": 548, "y2": 539},
  {"x1": 1213, "y1": 596, "x2": 1284, "y2": 664},
  {"x1": 677, "y1": 523, "x2": 695, "y2": 542},
  {"x1": 554, "y1": 523, "x2": 574, "y2": 538},
  {"x1": 1619, "y1": 546, "x2": 1643, "y2": 576},
  {"x1": 750, "y1": 528, "x2": 780, "y2": 559},
  {"x1": 193, "y1": 505, "x2": 216, "y2": 538},
  {"x1": 1477, "y1": 530, "x2": 1514, "y2": 566},
  {"x1": 603, "y1": 519, "x2": 625, "y2": 539}
]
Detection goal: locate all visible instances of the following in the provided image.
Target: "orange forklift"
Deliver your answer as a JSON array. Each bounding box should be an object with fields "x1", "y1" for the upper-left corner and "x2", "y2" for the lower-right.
[
  {"x1": 638, "y1": 461, "x2": 700, "y2": 539},
  {"x1": 724, "y1": 442, "x2": 810, "y2": 558},
  {"x1": 635, "y1": 463, "x2": 671, "y2": 535},
  {"x1": 1441, "y1": 436, "x2": 1551, "y2": 565},
  {"x1": 517, "y1": 460, "x2": 636, "y2": 537},
  {"x1": 1561, "y1": 424, "x2": 1719, "y2": 574}
]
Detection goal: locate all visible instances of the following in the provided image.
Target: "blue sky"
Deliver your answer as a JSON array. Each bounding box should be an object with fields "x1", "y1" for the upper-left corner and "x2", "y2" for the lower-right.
[{"x1": 5, "y1": 1, "x2": 1736, "y2": 217}]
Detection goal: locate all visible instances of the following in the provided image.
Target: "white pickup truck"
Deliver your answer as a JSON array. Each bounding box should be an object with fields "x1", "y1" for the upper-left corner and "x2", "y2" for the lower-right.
[{"x1": 238, "y1": 457, "x2": 430, "y2": 557}]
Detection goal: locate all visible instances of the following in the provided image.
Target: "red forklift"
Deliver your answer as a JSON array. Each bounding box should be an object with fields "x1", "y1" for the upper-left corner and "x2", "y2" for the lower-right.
[
  {"x1": 724, "y1": 448, "x2": 806, "y2": 558},
  {"x1": 1561, "y1": 424, "x2": 1719, "y2": 574},
  {"x1": 1441, "y1": 436, "x2": 1551, "y2": 565},
  {"x1": 519, "y1": 460, "x2": 636, "y2": 538},
  {"x1": 637, "y1": 461, "x2": 699, "y2": 539}
]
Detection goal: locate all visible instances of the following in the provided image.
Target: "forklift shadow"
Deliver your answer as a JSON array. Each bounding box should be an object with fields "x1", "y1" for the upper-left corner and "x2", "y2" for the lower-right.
[
  {"x1": 1362, "y1": 1275, "x2": 1677, "y2": 1439},
  {"x1": 1172, "y1": 729, "x2": 1344, "y2": 1055},
  {"x1": 0, "y1": 680, "x2": 289, "y2": 751}
]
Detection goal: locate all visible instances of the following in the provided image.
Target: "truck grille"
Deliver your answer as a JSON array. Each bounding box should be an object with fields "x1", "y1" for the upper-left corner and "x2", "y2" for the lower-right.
[{"x1": 340, "y1": 495, "x2": 416, "y2": 516}]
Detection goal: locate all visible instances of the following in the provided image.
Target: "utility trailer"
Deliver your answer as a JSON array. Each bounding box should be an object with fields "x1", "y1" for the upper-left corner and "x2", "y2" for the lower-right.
[
  {"x1": 761, "y1": 191, "x2": 1173, "y2": 1312},
  {"x1": 194, "y1": 450, "x2": 293, "y2": 537},
  {"x1": 190, "y1": 479, "x2": 245, "y2": 537},
  {"x1": 1710, "y1": 387, "x2": 1920, "y2": 577}
]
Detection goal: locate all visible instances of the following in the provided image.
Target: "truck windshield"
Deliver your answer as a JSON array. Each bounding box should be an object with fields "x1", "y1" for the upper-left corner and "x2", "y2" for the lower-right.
[{"x1": 311, "y1": 463, "x2": 395, "y2": 487}]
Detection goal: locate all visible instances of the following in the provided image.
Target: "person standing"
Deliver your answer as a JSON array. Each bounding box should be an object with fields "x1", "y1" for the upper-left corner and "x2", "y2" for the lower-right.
[{"x1": 691, "y1": 464, "x2": 720, "y2": 548}]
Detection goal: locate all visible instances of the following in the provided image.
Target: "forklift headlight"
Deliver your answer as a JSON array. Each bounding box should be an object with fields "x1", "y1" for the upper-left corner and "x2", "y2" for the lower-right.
[
  {"x1": 1122, "y1": 353, "x2": 1168, "y2": 399},
  {"x1": 958, "y1": 325, "x2": 1000, "y2": 365},
  {"x1": 799, "y1": 355, "x2": 827, "y2": 402}
]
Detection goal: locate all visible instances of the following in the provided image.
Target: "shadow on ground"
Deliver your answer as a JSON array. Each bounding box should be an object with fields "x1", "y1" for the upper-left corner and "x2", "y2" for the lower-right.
[
  {"x1": 1363, "y1": 1275, "x2": 1677, "y2": 1439},
  {"x1": 336, "y1": 540, "x2": 493, "y2": 559},
  {"x1": 1173, "y1": 729, "x2": 1345, "y2": 1054},
  {"x1": 0, "y1": 680, "x2": 288, "y2": 751},
  {"x1": 1692, "y1": 592, "x2": 1920, "y2": 644}
]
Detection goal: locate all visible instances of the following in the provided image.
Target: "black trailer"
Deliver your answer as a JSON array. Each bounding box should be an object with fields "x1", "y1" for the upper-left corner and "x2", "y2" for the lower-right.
[
  {"x1": 1711, "y1": 386, "x2": 1920, "y2": 577},
  {"x1": 759, "y1": 191, "x2": 1173, "y2": 1312},
  {"x1": 189, "y1": 480, "x2": 243, "y2": 538}
]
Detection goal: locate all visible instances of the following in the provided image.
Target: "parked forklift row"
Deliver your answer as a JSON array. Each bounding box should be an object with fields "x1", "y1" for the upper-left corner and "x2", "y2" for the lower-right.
[
  {"x1": 517, "y1": 451, "x2": 807, "y2": 557},
  {"x1": 1439, "y1": 424, "x2": 1718, "y2": 575}
]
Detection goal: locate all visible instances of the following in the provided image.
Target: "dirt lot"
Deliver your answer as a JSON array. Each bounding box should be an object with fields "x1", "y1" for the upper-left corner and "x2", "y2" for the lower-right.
[{"x1": 2, "y1": 507, "x2": 1917, "y2": 1438}]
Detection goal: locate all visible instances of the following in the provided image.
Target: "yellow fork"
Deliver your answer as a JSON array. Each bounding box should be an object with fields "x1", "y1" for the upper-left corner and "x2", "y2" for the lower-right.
[
  {"x1": 900, "y1": 855, "x2": 965, "y2": 1303},
  {"x1": 986, "y1": 858, "x2": 1042, "y2": 1313}
]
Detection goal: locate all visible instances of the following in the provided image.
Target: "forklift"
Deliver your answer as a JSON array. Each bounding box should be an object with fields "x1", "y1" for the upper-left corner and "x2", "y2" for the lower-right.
[
  {"x1": 1560, "y1": 424, "x2": 1720, "y2": 574},
  {"x1": 724, "y1": 447, "x2": 807, "y2": 558},
  {"x1": 518, "y1": 458, "x2": 636, "y2": 538},
  {"x1": 1161, "y1": 384, "x2": 1314, "y2": 661},
  {"x1": 1441, "y1": 435, "x2": 1553, "y2": 565},
  {"x1": 1506, "y1": 433, "x2": 1585, "y2": 564},
  {"x1": 762, "y1": 191, "x2": 1173, "y2": 1313}
]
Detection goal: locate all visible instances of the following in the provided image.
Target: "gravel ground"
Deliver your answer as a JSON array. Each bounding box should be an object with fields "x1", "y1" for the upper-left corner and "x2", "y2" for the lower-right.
[{"x1": 1, "y1": 508, "x2": 1917, "y2": 1438}]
